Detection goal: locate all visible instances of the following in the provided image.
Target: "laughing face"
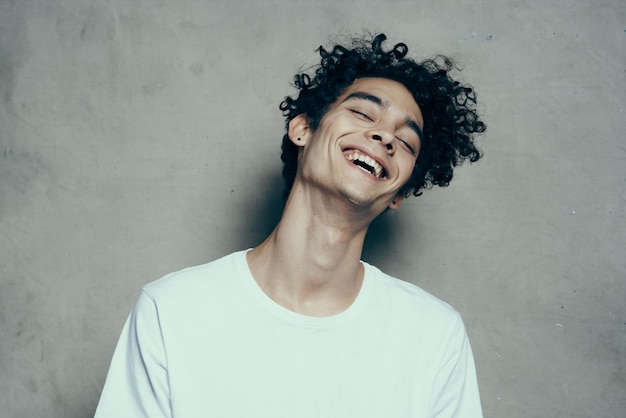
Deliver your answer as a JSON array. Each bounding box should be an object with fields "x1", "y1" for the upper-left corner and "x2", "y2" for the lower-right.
[{"x1": 289, "y1": 77, "x2": 424, "y2": 215}]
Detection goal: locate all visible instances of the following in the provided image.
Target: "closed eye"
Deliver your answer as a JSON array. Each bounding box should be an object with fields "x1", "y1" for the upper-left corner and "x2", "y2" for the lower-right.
[
  {"x1": 349, "y1": 109, "x2": 374, "y2": 121},
  {"x1": 397, "y1": 137, "x2": 417, "y2": 156}
]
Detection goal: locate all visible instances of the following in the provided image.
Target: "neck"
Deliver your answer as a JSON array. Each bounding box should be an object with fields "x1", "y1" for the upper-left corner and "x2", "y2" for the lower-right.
[{"x1": 247, "y1": 185, "x2": 376, "y2": 317}]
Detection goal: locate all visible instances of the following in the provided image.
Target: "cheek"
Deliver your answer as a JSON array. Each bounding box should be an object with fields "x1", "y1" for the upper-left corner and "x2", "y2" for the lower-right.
[
  {"x1": 398, "y1": 157, "x2": 417, "y2": 181},
  {"x1": 395, "y1": 165, "x2": 415, "y2": 188}
]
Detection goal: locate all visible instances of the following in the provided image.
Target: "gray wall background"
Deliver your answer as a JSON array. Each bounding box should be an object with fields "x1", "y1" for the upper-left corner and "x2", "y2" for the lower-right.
[{"x1": 1, "y1": 0, "x2": 624, "y2": 417}]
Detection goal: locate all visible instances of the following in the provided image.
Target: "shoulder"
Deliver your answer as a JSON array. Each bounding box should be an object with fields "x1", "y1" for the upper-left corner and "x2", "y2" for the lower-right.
[
  {"x1": 141, "y1": 250, "x2": 248, "y2": 303},
  {"x1": 362, "y1": 263, "x2": 470, "y2": 361},
  {"x1": 364, "y1": 262, "x2": 461, "y2": 326}
]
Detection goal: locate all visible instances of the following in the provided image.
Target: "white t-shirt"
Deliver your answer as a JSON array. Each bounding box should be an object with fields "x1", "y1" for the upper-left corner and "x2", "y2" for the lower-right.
[{"x1": 95, "y1": 250, "x2": 482, "y2": 417}]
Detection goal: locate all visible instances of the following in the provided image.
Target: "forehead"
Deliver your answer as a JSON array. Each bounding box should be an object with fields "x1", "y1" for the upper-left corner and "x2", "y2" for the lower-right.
[{"x1": 338, "y1": 77, "x2": 424, "y2": 127}]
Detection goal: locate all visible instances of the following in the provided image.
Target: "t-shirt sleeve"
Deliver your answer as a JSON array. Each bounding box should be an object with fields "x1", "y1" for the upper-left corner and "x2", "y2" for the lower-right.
[
  {"x1": 429, "y1": 314, "x2": 483, "y2": 418},
  {"x1": 94, "y1": 289, "x2": 172, "y2": 418}
]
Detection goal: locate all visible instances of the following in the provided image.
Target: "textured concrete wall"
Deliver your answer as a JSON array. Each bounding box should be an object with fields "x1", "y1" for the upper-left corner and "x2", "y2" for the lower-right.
[{"x1": 1, "y1": 1, "x2": 624, "y2": 417}]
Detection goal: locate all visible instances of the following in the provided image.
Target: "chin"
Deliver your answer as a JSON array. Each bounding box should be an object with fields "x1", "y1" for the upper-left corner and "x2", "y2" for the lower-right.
[{"x1": 341, "y1": 188, "x2": 389, "y2": 214}]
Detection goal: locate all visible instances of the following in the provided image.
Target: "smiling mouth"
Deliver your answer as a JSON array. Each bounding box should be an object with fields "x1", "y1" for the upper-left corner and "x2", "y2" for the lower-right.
[{"x1": 345, "y1": 151, "x2": 386, "y2": 179}]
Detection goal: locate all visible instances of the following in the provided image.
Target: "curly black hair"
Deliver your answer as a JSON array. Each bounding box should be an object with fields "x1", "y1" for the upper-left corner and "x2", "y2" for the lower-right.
[{"x1": 279, "y1": 33, "x2": 486, "y2": 197}]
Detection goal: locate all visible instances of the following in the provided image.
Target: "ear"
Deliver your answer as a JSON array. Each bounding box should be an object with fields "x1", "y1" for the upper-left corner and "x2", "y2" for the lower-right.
[
  {"x1": 287, "y1": 114, "x2": 310, "y2": 146},
  {"x1": 388, "y1": 196, "x2": 404, "y2": 210}
]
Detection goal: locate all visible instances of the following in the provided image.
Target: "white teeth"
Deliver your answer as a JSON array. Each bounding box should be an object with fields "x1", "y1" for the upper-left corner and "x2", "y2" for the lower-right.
[{"x1": 347, "y1": 151, "x2": 384, "y2": 178}]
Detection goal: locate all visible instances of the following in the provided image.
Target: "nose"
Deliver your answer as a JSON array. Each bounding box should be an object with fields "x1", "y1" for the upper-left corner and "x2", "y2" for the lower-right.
[{"x1": 368, "y1": 128, "x2": 395, "y2": 153}]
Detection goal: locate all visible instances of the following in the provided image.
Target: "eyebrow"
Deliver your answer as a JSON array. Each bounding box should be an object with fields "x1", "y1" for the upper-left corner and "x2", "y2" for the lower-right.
[{"x1": 341, "y1": 91, "x2": 425, "y2": 142}]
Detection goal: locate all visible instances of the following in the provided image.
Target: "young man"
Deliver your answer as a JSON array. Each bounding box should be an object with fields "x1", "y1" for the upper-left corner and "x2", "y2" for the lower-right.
[{"x1": 95, "y1": 33, "x2": 486, "y2": 417}]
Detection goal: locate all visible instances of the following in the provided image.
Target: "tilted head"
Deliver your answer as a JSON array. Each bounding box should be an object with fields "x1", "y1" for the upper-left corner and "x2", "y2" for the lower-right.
[{"x1": 280, "y1": 33, "x2": 486, "y2": 198}]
